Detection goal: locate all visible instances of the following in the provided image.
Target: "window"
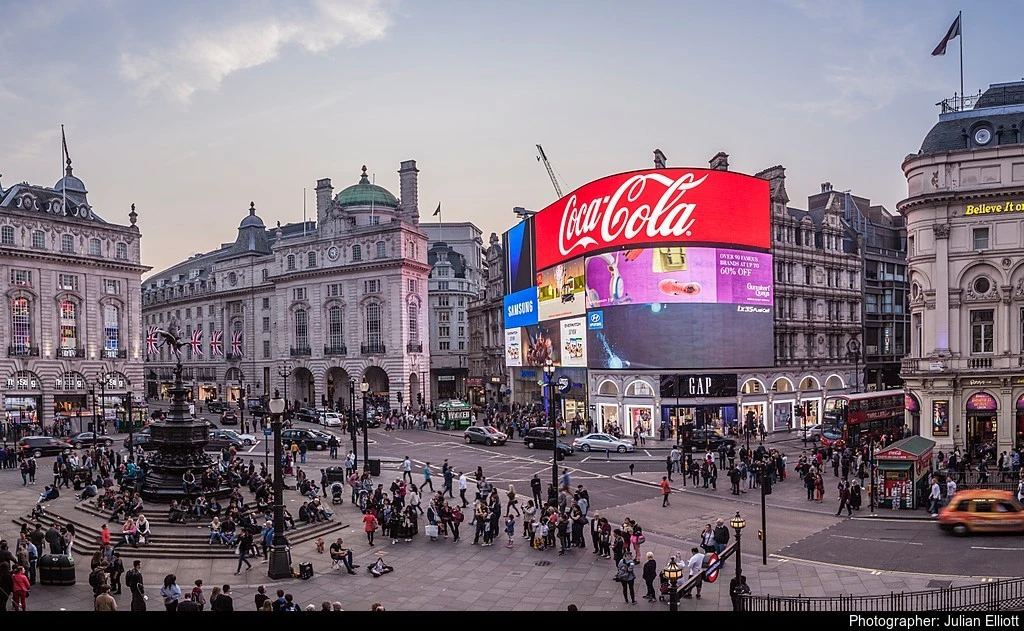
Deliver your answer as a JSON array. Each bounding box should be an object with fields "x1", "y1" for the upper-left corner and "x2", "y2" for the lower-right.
[
  {"x1": 60, "y1": 234, "x2": 74, "y2": 253},
  {"x1": 31, "y1": 231, "x2": 45, "y2": 249},
  {"x1": 10, "y1": 269, "x2": 31, "y2": 287},
  {"x1": 11, "y1": 298, "x2": 31, "y2": 351},
  {"x1": 89, "y1": 238, "x2": 101, "y2": 256},
  {"x1": 262, "y1": 298, "x2": 270, "y2": 309},
  {"x1": 59, "y1": 300, "x2": 77, "y2": 349},
  {"x1": 439, "y1": 326, "x2": 450, "y2": 337},
  {"x1": 57, "y1": 274, "x2": 78, "y2": 291},
  {"x1": 408, "y1": 304, "x2": 419, "y2": 342},
  {"x1": 973, "y1": 277, "x2": 991, "y2": 295},
  {"x1": 115, "y1": 242, "x2": 128, "y2": 260},
  {"x1": 458, "y1": 341, "x2": 465, "y2": 350},
  {"x1": 437, "y1": 296, "x2": 449, "y2": 307},
  {"x1": 262, "y1": 268, "x2": 269, "y2": 281},
  {"x1": 439, "y1": 341, "x2": 450, "y2": 350},
  {"x1": 262, "y1": 317, "x2": 270, "y2": 333},
  {"x1": 366, "y1": 303, "x2": 382, "y2": 346},
  {"x1": 208, "y1": 304, "x2": 215, "y2": 316},
  {"x1": 408, "y1": 279, "x2": 417, "y2": 293},
  {"x1": 458, "y1": 326, "x2": 465, "y2": 337},
  {"x1": 804, "y1": 266, "x2": 812, "y2": 285},
  {"x1": 263, "y1": 340, "x2": 271, "y2": 358},
  {"x1": 294, "y1": 309, "x2": 309, "y2": 349},
  {"x1": 438, "y1": 281, "x2": 449, "y2": 291},
  {"x1": 307, "y1": 251, "x2": 316, "y2": 268},
  {"x1": 328, "y1": 283, "x2": 343, "y2": 297},
  {"x1": 104, "y1": 305, "x2": 119, "y2": 351},
  {"x1": 286, "y1": 255, "x2": 296, "y2": 271},
  {"x1": 352, "y1": 245, "x2": 362, "y2": 262},
  {"x1": 293, "y1": 288, "x2": 306, "y2": 301},
  {"x1": 850, "y1": 303, "x2": 857, "y2": 322},
  {"x1": 329, "y1": 306, "x2": 344, "y2": 348},
  {"x1": 185, "y1": 308, "x2": 191, "y2": 319},
  {"x1": 364, "y1": 279, "x2": 380, "y2": 294},
  {"x1": 105, "y1": 279, "x2": 120, "y2": 295},
  {"x1": 437, "y1": 267, "x2": 450, "y2": 277},
  {"x1": 805, "y1": 333, "x2": 814, "y2": 357},
  {"x1": 438, "y1": 310, "x2": 451, "y2": 323},
  {"x1": 865, "y1": 294, "x2": 878, "y2": 313},
  {"x1": 376, "y1": 241, "x2": 386, "y2": 259},
  {"x1": 972, "y1": 227, "x2": 989, "y2": 251},
  {"x1": 0, "y1": 226, "x2": 13, "y2": 245},
  {"x1": 457, "y1": 311, "x2": 465, "y2": 322},
  {"x1": 406, "y1": 242, "x2": 414, "y2": 259},
  {"x1": 971, "y1": 309, "x2": 994, "y2": 354},
  {"x1": 370, "y1": 215, "x2": 380, "y2": 226}
]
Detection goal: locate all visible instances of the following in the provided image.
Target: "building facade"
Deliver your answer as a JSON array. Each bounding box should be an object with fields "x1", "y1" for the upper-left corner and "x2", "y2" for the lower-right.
[
  {"x1": 467, "y1": 232, "x2": 505, "y2": 408},
  {"x1": 0, "y1": 160, "x2": 149, "y2": 428},
  {"x1": 142, "y1": 162, "x2": 431, "y2": 413},
  {"x1": 899, "y1": 80, "x2": 1024, "y2": 458}
]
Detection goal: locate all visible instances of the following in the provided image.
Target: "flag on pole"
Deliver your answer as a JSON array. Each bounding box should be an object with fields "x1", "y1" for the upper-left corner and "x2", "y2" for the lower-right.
[
  {"x1": 146, "y1": 326, "x2": 159, "y2": 355},
  {"x1": 433, "y1": 202, "x2": 441, "y2": 217},
  {"x1": 231, "y1": 330, "x2": 243, "y2": 357},
  {"x1": 931, "y1": 14, "x2": 961, "y2": 56},
  {"x1": 189, "y1": 329, "x2": 204, "y2": 357},
  {"x1": 210, "y1": 330, "x2": 224, "y2": 357}
]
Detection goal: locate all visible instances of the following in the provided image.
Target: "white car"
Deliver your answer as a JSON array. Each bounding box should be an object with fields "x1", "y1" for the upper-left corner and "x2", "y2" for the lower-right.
[
  {"x1": 321, "y1": 412, "x2": 343, "y2": 428},
  {"x1": 219, "y1": 429, "x2": 257, "y2": 446},
  {"x1": 572, "y1": 433, "x2": 636, "y2": 453}
]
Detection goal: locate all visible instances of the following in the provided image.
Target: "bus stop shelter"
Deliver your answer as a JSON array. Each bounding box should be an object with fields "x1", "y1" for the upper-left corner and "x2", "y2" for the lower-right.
[{"x1": 874, "y1": 435, "x2": 935, "y2": 510}]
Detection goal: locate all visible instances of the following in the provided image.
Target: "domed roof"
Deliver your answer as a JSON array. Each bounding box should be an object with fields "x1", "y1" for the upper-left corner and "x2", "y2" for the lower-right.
[
  {"x1": 239, "y1": 201, "x2": 265, "y2": 229},
  {"x1": 335, "y1": 166, "x2": 399, "y2": 209}
]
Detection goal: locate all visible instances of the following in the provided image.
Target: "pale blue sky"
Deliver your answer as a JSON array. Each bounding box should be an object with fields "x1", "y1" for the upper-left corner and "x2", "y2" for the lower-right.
[{"x1": 1, "y1": 0, "x2": 1018, "y2": 276}]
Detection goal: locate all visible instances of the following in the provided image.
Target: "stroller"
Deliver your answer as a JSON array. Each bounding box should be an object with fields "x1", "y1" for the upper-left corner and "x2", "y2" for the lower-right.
[
  {"x1": 331, "y1": 483, "x2": 344, "y2": 505},
  {"x1": 658, "y1": 573, "x2": 673, "y2": 602}
]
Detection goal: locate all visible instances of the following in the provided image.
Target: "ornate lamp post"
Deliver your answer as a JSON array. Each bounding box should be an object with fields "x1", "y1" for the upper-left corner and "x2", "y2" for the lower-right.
[
  {"x1": 663, "y1": 556, "x2": 684, "y2": 612},
  {"x1": 543, "y1": 358, "x2": 557, "y2": 507},
  {"x1": 267, "y1": 391, "x2": 290, "y2": 579},
  {"x1": 349, "y1": 379, "x2": 358, "y2": 470},
  {"x1": 360, "y1": 379, "x2": 370, "y2": 471},
  {"x1": 847, "y1": 338, "x2": 861, "y2": 395},
  {"x1": 93, "y1": 372, "x2": 107, "y2": 454},
  {"x1": 277, "y1": 363, "x2": 291, "y2": 423},
  {"x1": 730, "y1": 511, "x2": 746, "y2": 581}
]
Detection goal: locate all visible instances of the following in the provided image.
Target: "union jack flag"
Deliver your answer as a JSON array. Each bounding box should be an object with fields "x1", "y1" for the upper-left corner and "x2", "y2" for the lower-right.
[
  {"x1": 231, "y1": 330, "x2": 243, "y2": 357},
  {"x1": 146, "y1": 326, "x2": 159, "y2": 355},
  {"x1": 210, "y1": 330, "x2": 224, "y2": 357},
  {"x1": 189, "y1": 329, "x2": 203, "y2": 357}
]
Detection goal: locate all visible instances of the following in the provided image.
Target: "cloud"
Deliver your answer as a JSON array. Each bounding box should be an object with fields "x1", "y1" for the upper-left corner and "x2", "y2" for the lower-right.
[{"x1": 119, "y1": 0, "x2": 392, "y2": 102}]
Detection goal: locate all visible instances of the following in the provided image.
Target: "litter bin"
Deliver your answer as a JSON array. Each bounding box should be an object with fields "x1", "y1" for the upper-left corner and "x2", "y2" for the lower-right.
[
  {"x1": 39, "y1": 554, "x2": 76, "y2": 586},
  {"x1": 325, "y1": 466, "x2": 346, "y2": 483},
  {"x1": 365, "y1": 459, "x2": 381, "y2": 477}
]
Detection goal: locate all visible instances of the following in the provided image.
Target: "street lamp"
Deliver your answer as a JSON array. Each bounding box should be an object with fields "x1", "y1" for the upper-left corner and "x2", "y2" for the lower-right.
[
  {"x1": 238, "y1": 377, "x2": 245, "y2": 432},
  {"x1": 847, "y1": 338, "x2": 861, "y2": 395},
  {"x1": 277, "y1": 363, "x2": 291, "y2": 423},
  {"x1": 360, "y1": 380, "x2": 369, "y2": 472},
  {"x1": 663, "y1": 556, "x2": 684, "y2": 612},
  {"x1": 93, "y1": 372, "x2": 107, "y2": 455},
  {"x1": 543, "y1": 358, "x2": 557, "y2": 507},
  {"x1": 267, "y1": 390, "x2": 290, "y2": 579},
  {"x1": 349, "y1": 379, "x2": 358, "y2": 471},
  {"x1": 730, "y1": 511, "x2": 746, "y2": 582}
]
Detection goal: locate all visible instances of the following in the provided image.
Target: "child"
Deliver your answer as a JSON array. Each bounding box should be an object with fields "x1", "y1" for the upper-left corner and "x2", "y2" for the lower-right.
[
  {"x1": 536, "y1": 521, "x2": 549, "y2": 551},
  {"x1": 505, "y1": 515, "x2": 516, "y2": 548},
  {"x1": 12, "y1": 565, "x2": 30, "y2": 611}
]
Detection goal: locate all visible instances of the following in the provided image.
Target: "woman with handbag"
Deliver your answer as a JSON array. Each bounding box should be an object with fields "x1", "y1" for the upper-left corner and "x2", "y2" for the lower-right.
[
  {"x1": 631, "y1": 524, "x2": 645, "y2": 560},
  {"x1": 615, "y1": 556, "x2": 637, "y2": 604},
  {"x1": 700, "y1": 524, "x2": 716, "y2": 553}
]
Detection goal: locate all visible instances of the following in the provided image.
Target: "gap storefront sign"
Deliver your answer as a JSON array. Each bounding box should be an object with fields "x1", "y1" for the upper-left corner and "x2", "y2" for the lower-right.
[{"x1": 504, "y1": 287, "x2": 539, "y2": 329}]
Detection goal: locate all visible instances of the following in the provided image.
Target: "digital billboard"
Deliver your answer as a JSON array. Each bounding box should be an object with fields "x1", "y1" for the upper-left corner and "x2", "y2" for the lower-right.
[
  {"x1": 537, "y1": 257, "x2": 586, "y2": 321},
  {"x1": 503, "y1": 287, "x2": 539, "y2": 329},
  {"x1": 586, "y1": 303, "x2": 773, "y2": 370},
  {"x1": 523, "y1": 320, "x2": 562, "y2": 367},
  {"x1": 533, "y1": 168, "x2": 770, "y2": 270},
  {"x1": 560, "y1": 317, "x2": 587, "y2": 367},
  {"x1": 505, "y1": 328, "x2": 522, "y2": 367},
  {"x1": 503, "y1": 217, "x2": 536, "y2": 295},
  {"x1": 585, "y1": 247, "x2": 772, "y2": 308}
]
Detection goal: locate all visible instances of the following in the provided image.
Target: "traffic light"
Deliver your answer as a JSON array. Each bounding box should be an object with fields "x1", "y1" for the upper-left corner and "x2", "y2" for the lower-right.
[
  {"x1": 417, "y1": 393, "x2": 423, "y2": 405},
  {"x1": 762, "y1": 474, "x2": 773, "y2": 495},
  {"x1": 397, "y1": 391, "x2": 403, "y2": 404}
]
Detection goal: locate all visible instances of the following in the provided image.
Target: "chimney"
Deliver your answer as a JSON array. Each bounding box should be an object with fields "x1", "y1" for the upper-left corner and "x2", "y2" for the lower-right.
[
  {"x1": 398, "y1": 160, "x2": 419, "y2": 224},
  {"x1": 709, "y1": 152, "x2": 729, "y2": 171},
  {"x1": 653, "y1": 149, "x2": 667, "y2": 169},
  {"x1": 315, "y1": 178, "x2": 333, "y2": 224},
  {"x1": 821, "y1": 182, "x2": 833, "y2": 193}
]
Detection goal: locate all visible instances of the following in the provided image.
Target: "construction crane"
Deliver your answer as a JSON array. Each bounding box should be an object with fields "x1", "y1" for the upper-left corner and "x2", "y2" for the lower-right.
[{"x1": 535, "y1": 144, "x2": 564, "y2": 198}]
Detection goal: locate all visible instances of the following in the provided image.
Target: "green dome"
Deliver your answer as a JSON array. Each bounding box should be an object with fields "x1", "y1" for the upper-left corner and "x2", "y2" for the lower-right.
[{"x1": 335, "y1": 165, "x2": 399, "y2": 209}]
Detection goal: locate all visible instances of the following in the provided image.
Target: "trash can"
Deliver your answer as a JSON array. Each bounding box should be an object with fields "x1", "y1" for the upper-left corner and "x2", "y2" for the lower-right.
[
  {"x1": 365, "y1": 459, "x2": 381, "y2": 477},
  {"x1": 39, "y1": 554, "x2": 76, "y2": 586},
  {"x1": 325, "y1": 466, "x2": 346, "y2": 483}
]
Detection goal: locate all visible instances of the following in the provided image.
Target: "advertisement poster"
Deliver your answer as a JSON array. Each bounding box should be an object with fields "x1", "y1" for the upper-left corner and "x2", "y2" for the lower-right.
[
  {"x1": 523, "y1": 321, "x2": 562, "y2": 366},
  {"x1": 504, "y1": 328, "x2": 522, "y2": 367},
  {"x1": 587, "y1": 302, "x2": 773, "y2": 370},
  {"x1": 503, "y1": 218, "x2": 536, "y2": 295},
  {"x1": 560, "y1": 317, "x2": 587, "y2": 367},
  {"x1": 932, "y1": 400, "x2": 949, "y2": 437},
  {"x1": 537, "y1": 257, "x2": 586, "y2": 321},
  {"x1": 585, "y1": 247, "x2": 772, "y2": 308},
  {"x1": 503, "y1": 287, "x2": 539, "y2": 329}
]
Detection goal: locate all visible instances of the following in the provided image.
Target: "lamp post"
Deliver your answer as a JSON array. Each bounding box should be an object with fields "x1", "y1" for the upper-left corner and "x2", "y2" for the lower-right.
[
  {"x1": 360, "y1": 380, "x2": 369, "y2": 472},
  {"x1": 267, "y1": 391, "x2": 290, "y2": 579},
  {"x1": 663, "y1": 555, "x2": 684, "y2": 612},
  {"x1": 349, "y1": 379, "x2": 358, "y2": 470},
  {"x1": 93, "y1": 372, "x2": 107, "y2": 455},
  {"x1": 847, "y1": 338, "x2": 861, "y2": 395},
  {"x1": 868, "y1": 437, "x2": 876, "y2": 515},
  {"x1": 543, "y1": 358, "x2": 557, "y2": 507},
  {"x1": 238, "y1": 377, "x2": 245, "y2": 432},
  {"x1": 730, "y1": 511, "x2": 746, "y2": 581},
  {"x1": 123, "y1": 378, "x2": 133, "y2": 462},
  {"x1": 277, "y1": 363, "x2": 290, "y2": 424}
]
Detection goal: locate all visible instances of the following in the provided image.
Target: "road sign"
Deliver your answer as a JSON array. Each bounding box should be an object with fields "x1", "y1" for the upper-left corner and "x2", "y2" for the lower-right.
[
  {"x1": 702, "y1": 552, "x2": 720, "y2": 583},
  {"x1": 263, "y1": 428, "x2": 273, "y2": 437}
]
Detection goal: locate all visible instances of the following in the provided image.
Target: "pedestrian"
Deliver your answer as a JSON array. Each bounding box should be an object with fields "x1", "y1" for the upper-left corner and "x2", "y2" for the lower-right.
[
  {"x1": 401, "y1": 456, "x2": 412, "y2": 483},
  {"x1": 94, "y1": 583, "x2": 117, "y2": 611},
  {"x1": 423, "y1": 462, "x2": 434, "y2": 492},
  {"x1": 362, "y1": 510, "x2": 378, "y2": 546},
  {"x1": 928, "y1": 476, "x2": 942, "y2": 517},
  {"x1": 660, "y1": 476, "x2": 671, "y2": 507},
  {"x1": 531, "y1": 474, "x2": 543, "y2": 507},
  {"x1": 160, "y1": 573, "x2": 181, "y2": 611},
  {"x1": 125, "y1": 560, "x2": 146, "y2": 611},
  {"x1": 615, "y1": 555, "x2": 637, "y2": 604},
  {"x1": 190, "y1": 579, "x2": 207, "y2": 610},
  {"x1": 590, "y1": 512, "x2": 602, "y2": 554},
  {"x1": 505, "y1": 515, "x2": 516, "y2": 548},
  {"x1": 11, "y1": 565, "x2": 30, "y2": 611},
  {"x1": 713, "y1": 519, "x2": 730, "y2": 555},
  {"x1": 458, "y1": 471, "x2": 469, "y2": 507},
  {"x1": 682, "y1": 547, "x2": 705, "y2": 599},
  {"x1": 642, "y1": 551, "x2": 658, "y2": 601},
  {"x1": 506, "y1": 484, "x2": 521, "y2": 517},
  {"x1": 666, "y1": 455, "x2": 674, "y2": 483},
  {"x1": 234, "y1": 530, "x2": 253, "y2": 574}
]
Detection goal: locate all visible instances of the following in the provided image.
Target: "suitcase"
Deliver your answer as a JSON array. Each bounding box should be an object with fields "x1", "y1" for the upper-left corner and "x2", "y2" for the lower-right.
[{"x1": 299, "y1": 562, "x2": 314, "y2": 580}]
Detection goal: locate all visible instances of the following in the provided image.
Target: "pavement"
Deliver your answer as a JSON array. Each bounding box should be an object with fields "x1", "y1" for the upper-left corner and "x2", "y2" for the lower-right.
[{"x1": 0, "y1": 428, "x2": 981, "y2": 612}]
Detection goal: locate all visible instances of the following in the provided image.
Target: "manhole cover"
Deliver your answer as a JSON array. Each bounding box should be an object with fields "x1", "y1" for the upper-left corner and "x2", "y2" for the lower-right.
[
  {"x1": 535, "y1": 561, "x2": 551, "y2": 567},
  {"x1": 926, "y1": 580, "x2": 952, "y2": 589}
]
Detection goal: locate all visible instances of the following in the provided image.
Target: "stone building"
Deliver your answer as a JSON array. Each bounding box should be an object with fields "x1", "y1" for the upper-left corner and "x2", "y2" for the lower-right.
[
  {"x1": 142, "y1": 162, "x2": 431, "y2": 412},
  {"x1": 467, "y1": 232, "x2": 505, "y2": 408},
  {"x1": 0, "y1": 158, "x2": 148, "y2": 428},
  {"x1": 899, "y1": 80, "x2": 1024, "y2": 458}
]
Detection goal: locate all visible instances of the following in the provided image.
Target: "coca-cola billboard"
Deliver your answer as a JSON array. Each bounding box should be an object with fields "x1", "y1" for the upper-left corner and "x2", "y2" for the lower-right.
[{"x1": 534, "y1": 168, "x2": 769, "y2": 270}]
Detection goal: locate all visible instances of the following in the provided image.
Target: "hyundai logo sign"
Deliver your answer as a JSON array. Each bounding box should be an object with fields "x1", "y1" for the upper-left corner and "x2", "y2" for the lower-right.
[{"x1": 588, "y1": 310, "x2": 604, "y2": 330}]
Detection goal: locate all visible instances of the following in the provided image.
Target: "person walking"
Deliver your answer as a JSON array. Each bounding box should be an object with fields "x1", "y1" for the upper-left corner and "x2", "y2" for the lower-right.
[
  {"x1": 660, "y1": 476, "x2": 671, "y2": 507},
  {"x1": 928, "y1": 476, "x2": 942, "y2": 517},
  {"x1": 836, "y1": 480, "x2": 853, "y2": 517},
  {"x1": 401, "y1": 457, "x2": 413, "y2": 484},
  {"x1": 531, "y1": 474, "x2": 543, "y2": 508},
  {"x1": 665, "y1": 455, "x2": 674, "y2": 482},
  {"x1": 615, "y1": 555, "x2": 637, "y2": 604},
  {"x1": 422, "y1": 462, "x2": 434, "y2": 492},
  {"x1": 682, "y1": 547, "x2": 705, "y2": 599},
  {"x1": 506, "y1": 484, "x2": 521, "y2": 517},
  {"x1": 642, "y1": 551, "x2": 658, "y2": 601},
  {"x1": 362, "y1": 511, "x2": 378, "y2": 547},
  {"x1": 458, "y1": 471, "x2": 469, "y2": 507},
  {"x1": 125, "y1": 560, "x2": 146, "y2": 611},
  {"x1": 11, "y1": 565, "x2": 30, "y2": 611},
  {"x1": 160, "y1": 573, "x2": 181, "y2": 611},
  {"x1": 234, "y1": 530, "x2": 253, "y2": 575}
]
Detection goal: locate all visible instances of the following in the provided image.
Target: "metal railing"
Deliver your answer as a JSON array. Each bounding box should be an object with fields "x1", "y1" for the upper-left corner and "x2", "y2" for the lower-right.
[
  {"x1": 102, "y1": 348, "x2": 128, "y2": 359},
  {"x1": 7, "y1": 345, "x2": 39, "y2": 357},
  {"x1": 361, "y1": 343, "x2": 386, "y2": 355},
  {"x1": 741, "y1": 578, "x2": 1024, "y2": 612},
  {"x1": 324, "y1": 345, "x2": 347, "y2": 356},
  {"x1": 290, "y1": 347, "x2": 312, "y2": 357},
  {"x1": 407, "y1": 342, "x2": 423, "y2": 353},
  {"x1": 56, "y1": 347, "x2": 86, "y2": 358}
]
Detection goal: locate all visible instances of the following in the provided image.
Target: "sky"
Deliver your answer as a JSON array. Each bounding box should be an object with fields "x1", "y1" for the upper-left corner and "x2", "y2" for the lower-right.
[{"x1": 1, "y1": 0, "x2": 1020, "y2": 277}]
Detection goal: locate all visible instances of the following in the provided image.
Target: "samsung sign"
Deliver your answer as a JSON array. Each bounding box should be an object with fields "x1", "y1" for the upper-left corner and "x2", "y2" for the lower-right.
[{"x1": 504, "y1": 287, "x2": 539, "y2": 328}]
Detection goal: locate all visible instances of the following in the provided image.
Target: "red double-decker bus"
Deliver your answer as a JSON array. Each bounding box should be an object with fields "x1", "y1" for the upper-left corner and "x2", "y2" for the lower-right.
[{"x1": 821, "y1": 391, "x2": 906, "y2": 449}]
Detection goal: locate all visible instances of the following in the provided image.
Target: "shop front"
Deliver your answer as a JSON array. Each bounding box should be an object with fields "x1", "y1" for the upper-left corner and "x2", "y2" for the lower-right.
[
  {"x1": 659, "y1": 373, "x2": 739, "y2": 437},
  {"x1": 771, "y1": 399, "x2": 794, "y2": 433},
  {"x1": 965, "y1": 392, "x2": 998, "y2": 459},
  {"x1": 466, "y1": 378, "x2": 485, "y2": 408},
  {"x1": 513, "y1": 368, "x2": 542, "y2": 406},
  {"x1": 4, "y1": 370, "x2": 43, "y2": 430},
  {"x1": 436, "y1": 374, "x2": 457, "y2": 400},
  {"x1": 904, "y1": 393, "x2": 921, "y2": 436},
  {"x1": 1017, "y1": 393, "x2": 1024, "y2": 451},
  {"x1": 53, "y1": 372, "x2": 88, "y2": 419},
  {"x1": 553, "y1": 368, "x2": 587, "y2": 424}
]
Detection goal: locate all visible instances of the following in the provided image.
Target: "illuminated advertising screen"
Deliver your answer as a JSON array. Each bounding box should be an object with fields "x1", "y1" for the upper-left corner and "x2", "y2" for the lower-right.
[
  {"x1": 533, "y1": 168, "x2": 770, "y2": 270},
  {"x1": 537, "y1": 257, "x2": 586, "y2": 321},
  {"x1": 503, "y1": 218, "x2": 536, "y2": 295},
  {"x1": 503, "y1": 287, "x2": 539, "y2": 329},
  {"x1": 585, "y1": 247, "x2": 772, "y2": 308},
  {"x1": 522, "y1": 320, "x2": 562, "y2": 366},
  {"x1": 560, "y1": 317, "x2": 587, "y2": 367},
  {"x1": 587, "y1": 303, "x2": 773, "y2": 369},
  {"x1": 505, "y1": 328, "x2": 522, "y2": 367}
]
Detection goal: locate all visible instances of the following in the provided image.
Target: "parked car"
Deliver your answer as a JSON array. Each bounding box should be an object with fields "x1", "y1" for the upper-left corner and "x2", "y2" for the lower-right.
[
  {"x1": 296, "y1": 408, "x2": 319, "y2": 424},
  {"x1": 219, "y1": 428, "x2": 257, "y2": 446},
  {"x1": 123, "y1": 427, "x2": 153, "y2": 450},
  {"x1": 321, "y1": 412, "x2": 343, "y2": 428},
  {"x1": 66, "y1": 432, "x2": 115, "y2": 449},
  {"x1": 464, "y1": 425, "x2": 507, "y2": 446},
  {"x1": 205, "y1": 399, "x2": 227, "y2": 413},
  {"x1": 939, "y1": 490, "x2": 1024, "y2": 536},
  {"x1": 573, "y1": 433, "x2": 636, "y2": 453},
  {"x1": 220, "y1": 409, "x2": 238, "y2": 425},
  {"x1": 523, "y1": 427, "x2": 574, "y2": 457},
  {"x1": 280, "y1": 428, "x2": 332, "y2": 451},
  {"x1": 17, "y1": 436, "x2": 74, "y2": 458},
  {"x1": 206, "y1": 429, "x2": 245, "y2": 451}
]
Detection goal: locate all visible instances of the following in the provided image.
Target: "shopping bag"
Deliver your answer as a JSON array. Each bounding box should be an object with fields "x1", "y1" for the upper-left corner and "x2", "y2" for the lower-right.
[{"x1": 425, "y1": 524, "x2": 439, "y2": 539}]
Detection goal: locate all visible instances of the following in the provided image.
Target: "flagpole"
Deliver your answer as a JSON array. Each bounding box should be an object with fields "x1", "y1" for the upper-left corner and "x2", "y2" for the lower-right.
[
  {"x1": 60, "y1": 125, "x2": 66, "y2": 213},
  {"x1": 958, "y1": 10, "x2": 964, "y2": 111}
]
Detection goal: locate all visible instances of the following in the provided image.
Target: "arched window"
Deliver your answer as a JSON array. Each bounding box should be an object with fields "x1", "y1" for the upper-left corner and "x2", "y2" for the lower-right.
[
  {"x1": 408, "y1": 303, "x2": 419, "y2": 342},
  {"x1": 61, "y1": 234, "x2": 74, "y2": 253},
  {"x1": 366, "y1": 303, "x2": 381, "y2": 347},
  {"x1": 352, "y1": 245, "x2": 362, "y2": 262},
  {"x1": 295, "y1": 309, "x2": 309, "y2": 350},
  {"x1": 307, "y1": 251, "x2": 316, "y2": 268},
  {"x1": 0, "y1": 226, "x2": 13, "y2": 245},
  {"x1": 104, "y1": 304, "x2": 120, "y2": 351},
  {"x1": 625, "y1": 380, "x2": 653, "y2": 397},
  {"x1": 286, "y1": 254, "x2": 295, "y2": 271},
  {"x1": 89, "y1": 238, "x2": 101, "y2": 256},
  {"x1": 115, "y1": 242, "x2": 128, "y2": 260},
  {"x1": 328, "y1": 305, "x2": 344, "y2": 349},
  {"x1": 376, "y1": 241, "x2": 386, "y2": 259},
  {"x1": 31, "y1": 230, "x2": 45, "y2": 249},
  {"x1": 59, "y1": 300, "x2": 77, "y2": 349},
  {"x1": 598, "y1": 380, "x2": 619, "y2": 396},
  {"x1": 11, "y1": 298, "x2": 31, "y2": 353}
]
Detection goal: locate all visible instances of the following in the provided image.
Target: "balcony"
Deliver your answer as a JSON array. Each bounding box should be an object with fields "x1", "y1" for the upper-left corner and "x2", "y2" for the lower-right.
[
  {"x1": 56, "y1": 347, "x2": 86, "y2": 359},
  {"x1": 967, "y1": 357, "x2": 992, "y2": 370},
  {"x1": 361, "y1": 343, "x2": 386, "y2": 356},
  {"x1": 102, "y1": 348, "x2": 128, "y2": 359},
  {"x1": 406, "y1": 342, "x2": 423, "y2": 353},
  {"x1": 8, "y1": 345, "x2": 39, "y2": 357},
  {"x1": 290, "y1": 347, "x2": 312, "y2": 357},
  {"x1": 324, "y1": 345, "x2": 347, "y2": 356}
]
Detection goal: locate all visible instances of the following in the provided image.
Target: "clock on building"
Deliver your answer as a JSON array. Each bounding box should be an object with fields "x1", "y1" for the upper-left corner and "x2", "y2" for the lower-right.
[
  {"x1": 973, "y1": 128, "x2": 992, "y2": 146},
  {"x1": 327, "y1": 246, "x2": 340, "y2": 261}
]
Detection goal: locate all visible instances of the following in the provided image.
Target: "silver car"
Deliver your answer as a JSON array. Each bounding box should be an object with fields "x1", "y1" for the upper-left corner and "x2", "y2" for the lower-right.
[{"x1": 573, "y1": 433, "x2": 636, "y2": 453}]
